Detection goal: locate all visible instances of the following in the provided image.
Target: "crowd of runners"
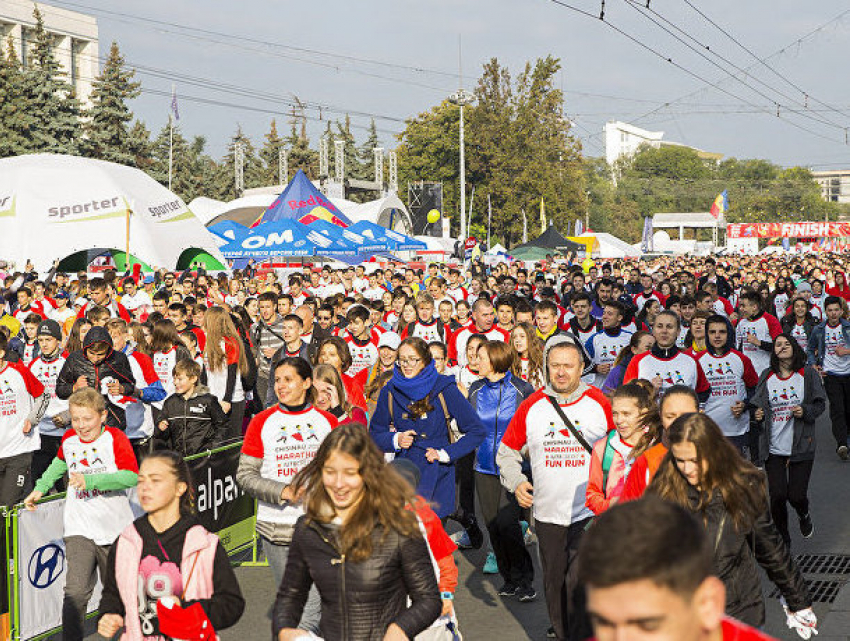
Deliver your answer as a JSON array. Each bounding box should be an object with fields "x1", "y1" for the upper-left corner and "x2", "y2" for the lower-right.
[{"x1": 1, "y1": 249, "x2": 848, "y2": 640}]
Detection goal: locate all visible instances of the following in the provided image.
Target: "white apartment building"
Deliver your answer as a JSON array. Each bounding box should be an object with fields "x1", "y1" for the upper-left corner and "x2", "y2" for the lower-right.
[
  {"x1": 604, "y1": 120, "x2": 723, "y2": 167},
  {"x1": 811, "y1": 169, "x2": 850, "y2": 204},
  {"x1": 0, "y1": 1, "x2": 99, "y2": 107}
]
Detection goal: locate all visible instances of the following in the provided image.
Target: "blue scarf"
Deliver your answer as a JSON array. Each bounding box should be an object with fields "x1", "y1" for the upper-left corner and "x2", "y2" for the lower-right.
[{"x1": 389, "y1": 360, "x2": 440, "y2": 405}]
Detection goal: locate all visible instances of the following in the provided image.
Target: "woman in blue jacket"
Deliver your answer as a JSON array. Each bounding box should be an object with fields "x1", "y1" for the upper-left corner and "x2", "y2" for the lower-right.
[
  {"x1": 468, "y1": 340, "x2": 536, "y2": 601},
  {"x1": 370, "y1": 337, "x2": 486, "y2": 521}
]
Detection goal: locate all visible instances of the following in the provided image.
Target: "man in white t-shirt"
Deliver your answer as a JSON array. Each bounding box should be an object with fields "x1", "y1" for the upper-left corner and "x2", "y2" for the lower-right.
[
  {"x1": 807, "y1": 296, "x2": 850, "y2": 459},
  {"x1": 498, "y1": 338, "x2": 612, "y2": 640}
]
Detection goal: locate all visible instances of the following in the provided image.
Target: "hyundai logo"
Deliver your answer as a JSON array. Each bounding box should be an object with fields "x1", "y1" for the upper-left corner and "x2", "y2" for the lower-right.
[{"x1": 28, "y1": 543, "x2": 65, "y2": 589}]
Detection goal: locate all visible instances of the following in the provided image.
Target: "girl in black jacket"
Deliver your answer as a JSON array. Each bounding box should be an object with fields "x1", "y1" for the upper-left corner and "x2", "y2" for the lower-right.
[
  {"x1": 274, "y1": 423, "x2": 441, "y2": 641},
  {"x1": 648, "y1": 413, "x2": 814, "y2": 630}
]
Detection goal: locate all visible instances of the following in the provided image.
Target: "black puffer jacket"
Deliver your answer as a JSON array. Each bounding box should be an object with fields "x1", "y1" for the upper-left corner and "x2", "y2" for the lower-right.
[
  {"x1": 689, "y1": 486, "x2": 810, "y2": 626},
  {"x1": 273, "y1": 517, "x2": 441, "y2": 640},
  {"x1": 154, "y1": 385, "x2": 229, "y2": 456},
  {"x1": 55, "y1": 326, "x2": 136, "y2": 430}
]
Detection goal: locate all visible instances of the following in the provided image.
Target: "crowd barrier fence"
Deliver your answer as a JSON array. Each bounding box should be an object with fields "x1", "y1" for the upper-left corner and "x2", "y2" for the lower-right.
[{"x1": 1, "y1": 441, "x2": 264, "y2": 641}]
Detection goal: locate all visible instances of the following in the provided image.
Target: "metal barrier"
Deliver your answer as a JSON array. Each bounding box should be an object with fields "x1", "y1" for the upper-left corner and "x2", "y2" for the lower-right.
[{"x1": 2, "y1": 441, "x2": 263, "y2": 641}]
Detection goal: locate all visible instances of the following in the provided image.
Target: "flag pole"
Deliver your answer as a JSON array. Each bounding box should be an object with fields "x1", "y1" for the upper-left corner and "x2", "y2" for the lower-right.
[
  {"x1": 168, "y1": 113, "x2": 173, "y2": 191},
  {"x1": 125, "y1": 208, "x2": 132, "y2": 267},
  {"x1": 487, "y1": 194, "x2": 491, "y2": 249}
]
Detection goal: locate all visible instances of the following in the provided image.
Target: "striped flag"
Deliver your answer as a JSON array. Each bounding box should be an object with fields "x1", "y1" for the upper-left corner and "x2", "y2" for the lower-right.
[{"x1": 709, "y1": 190, "x2": 728, "y2": 219}]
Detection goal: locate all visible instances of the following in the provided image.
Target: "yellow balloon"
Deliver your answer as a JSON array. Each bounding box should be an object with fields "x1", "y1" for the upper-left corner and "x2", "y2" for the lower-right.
[
  {"x1": 582, "y1": 258, "x2": 595, "y2": 274},
  {"x1": 427, "y1": 209, "x2": 441, "y2": 224}
]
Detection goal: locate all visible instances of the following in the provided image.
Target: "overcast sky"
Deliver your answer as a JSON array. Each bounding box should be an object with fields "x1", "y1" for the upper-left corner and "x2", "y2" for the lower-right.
[{"x1": 43, "y1": 0, "x2": 850, "y2": 170}]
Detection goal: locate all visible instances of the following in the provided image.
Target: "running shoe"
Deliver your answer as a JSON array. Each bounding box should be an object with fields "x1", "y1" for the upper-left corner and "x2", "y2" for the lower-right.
[
  {"x1": 800, "y1": 513, "x2": 814, "y2": 538},
  {"x1": 498, "y1": 582, "x2": 518, "y2": 597},
  {"x1": 516, "y1": 583, "x2": 537, "y2": 602},
  {"x1": 451, "y1": 530, "x2": 472, "y2": 549},
  {"x1": 546, "y1": 626, "x2": 556, "y2": 638},
  {"x1": 483, "y1": 552, "x2": 499, "y2": 574},
  {"x1": 838, "y1": 445, "x2": 849, "y2": 461}
]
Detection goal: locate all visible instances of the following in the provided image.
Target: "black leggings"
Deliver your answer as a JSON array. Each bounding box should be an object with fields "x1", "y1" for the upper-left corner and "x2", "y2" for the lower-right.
[
  {"x1": 764, "y1": 455, "x2": 814, "y2": 546},
  {"x1": 476, "y1": 472, "x2": 533, "y2": 585},
  {"x1": 451, "y1": 452, "x2": 476, "y2": 525}
]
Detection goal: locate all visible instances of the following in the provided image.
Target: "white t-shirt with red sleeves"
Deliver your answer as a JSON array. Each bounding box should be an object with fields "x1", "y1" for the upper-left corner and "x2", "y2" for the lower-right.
[
  {"x1": 22, "y1": 340, "x2": 38, "y2": 365},
  {"x1": 204, "y1": 337, "x2": 245, "y2": 404},
  {"x1": 633, "y1": 291, "x2": 662, "y2": 310},
  {"x1": 624, "y1": 348, "x2": 710, "y2": 397},
  {"x1": 241, "y1": 405, "x2": 337, "y2": 526},
  {"x1": 13, "y1": 302, "x2": 48, "y2": 322},
  {"x1": 500, "y1": 387, "x2": 613, "y2": 526},
  {"x1": 765, "y1": 370, "x2": 805, "y2": 456},
  {"x1": 449, "y1": 325, "x2": 510, "y2": 367},
  {"x1": 152, "y1": 347, "x2": 180, "y2": 403},
  {"x1": 57, "y1": 427, "x2": 137, "y2": 544},
  {"x1": 343, "y1": 330, "x2": 380, "y2": 376},
  {"x1": 29, "y1": 354, "x2": 68, "y2": 437},
  {"x1": 712, "y1": 297, "x2": 735, "y2": 318},
  {"x1": 698, "y1": 349, "x2": 758, "y2": 437},
  {"x1": 124, "y1": 351, "x2": 161, "y2": 440},
  {"x1": 0, "y1": 361, "x2": 45, "y2": 457},
  {"x1": 736, "y1": 313, "x2": 782, "y2": 375},
  {"x1": 446, "y1": 286, "x2": 468, "y2": 303},
  {"x1": 823, "y1": 323, "x2": 850, "y2": 376}
]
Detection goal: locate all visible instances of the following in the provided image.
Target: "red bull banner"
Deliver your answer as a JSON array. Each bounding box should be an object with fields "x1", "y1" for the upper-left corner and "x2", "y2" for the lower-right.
[{"x1": 727, "y1": 222, "x2": 850, "y2": 239}]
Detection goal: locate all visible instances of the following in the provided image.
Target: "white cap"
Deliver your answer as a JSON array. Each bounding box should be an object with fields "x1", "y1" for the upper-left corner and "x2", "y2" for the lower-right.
[{"x1": 378, "y1": 331, "x2": 401, "y2": 350}]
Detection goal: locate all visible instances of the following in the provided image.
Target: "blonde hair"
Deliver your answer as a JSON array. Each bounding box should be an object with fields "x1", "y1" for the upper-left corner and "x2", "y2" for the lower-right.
[
  {"x1": 313, "y1": 363, "x2": 352, "y2": 415},
  {"x1": 202, "y1": 307, "x2": 248, "y2": 375},
  {"x1": 68, "y1": 388, "x2": 106, "y2": 413}
]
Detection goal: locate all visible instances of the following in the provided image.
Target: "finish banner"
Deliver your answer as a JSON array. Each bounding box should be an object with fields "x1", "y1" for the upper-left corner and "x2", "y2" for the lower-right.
[{"x1": 726, "y1": 222, "x2": 850, "y2": 239}]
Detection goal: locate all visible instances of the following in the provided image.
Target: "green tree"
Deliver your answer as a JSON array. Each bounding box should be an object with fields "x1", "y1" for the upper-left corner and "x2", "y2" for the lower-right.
[
  {"x1": 149, "y1": 120, "x2": 205, "y2": 201},
  {"x1": 81, "y1": 41, "x2": 141, "y2": 164},
  {"x1": 127, "y1": 119, "x2": 154, "y2": 172},
  {"x1": 356, "y1": 118, "x2": 381, "y2": 182},
  {"x1": 26, "y1": 6, "x2": 81, "y2": 154},
  {"x1": 286, "y1": 119, "x2": 318, "y2": 180},
  {"x1": 210, "y1": 126, "x2": 264, "y2": 200},
  {"x1": 259, "y1": 119, "x2": 284, "y2": 185},
  {"x1": 396, "y1": 101, "x2": 460, "y2": 235},
  {"x1": 0, "y1": 36, "x2": 37, "y2": 156}
]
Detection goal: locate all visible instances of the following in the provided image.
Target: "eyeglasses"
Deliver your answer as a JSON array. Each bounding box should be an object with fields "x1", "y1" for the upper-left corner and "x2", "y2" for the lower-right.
[{"x1": 398, "y1": 357, "x2": 422, "y2": 366}]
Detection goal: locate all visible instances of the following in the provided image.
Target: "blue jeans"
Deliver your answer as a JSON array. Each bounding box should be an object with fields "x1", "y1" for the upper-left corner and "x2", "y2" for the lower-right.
[{"x1": 262, "y1": 536, "x2": 321, "y2": 634}]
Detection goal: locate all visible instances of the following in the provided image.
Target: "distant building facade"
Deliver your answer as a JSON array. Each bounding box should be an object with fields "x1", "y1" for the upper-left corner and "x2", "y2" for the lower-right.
[
  {"x1": 811, "y1": 170, "x2": 850, "y2": 204},
  {"x1": 0, "y1": 1, "x2": 99, "y2": 107},
  {"x1": 604, "y1": 120, "x2": 723, "y2": 167}
]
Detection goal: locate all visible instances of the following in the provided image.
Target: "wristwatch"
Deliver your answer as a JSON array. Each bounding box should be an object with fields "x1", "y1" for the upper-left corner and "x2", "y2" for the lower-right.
[{"x1": 441, "y1": 591, "x2": 454, "y2": 600}]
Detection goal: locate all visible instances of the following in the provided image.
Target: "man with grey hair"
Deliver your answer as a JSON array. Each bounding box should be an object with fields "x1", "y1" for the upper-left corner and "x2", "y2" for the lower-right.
[{"x1": 497, "y1": 337, "x2": 613, "y2": 640}]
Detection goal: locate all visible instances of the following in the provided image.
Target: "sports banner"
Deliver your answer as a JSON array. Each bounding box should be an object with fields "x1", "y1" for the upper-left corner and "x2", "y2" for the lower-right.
[
  {"x1": 726, "y1": 222, "x2": 850, "y2": 239},
  {"x1": 13, "y1": 443, "x2": 253, "y2": 640},
  {"x1": 17, "y1": 498, "x2": 103, "y2": 640},
  {"x1": 186, "y1": 443, "x2": 255, "y2": 554}
]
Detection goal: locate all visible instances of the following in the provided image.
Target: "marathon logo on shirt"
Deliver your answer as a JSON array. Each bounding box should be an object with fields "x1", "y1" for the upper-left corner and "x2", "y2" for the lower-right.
[
  {"x1": 0, "y1": 383, "x2": 18, "y2": 416},
  {"x1": 67, "y1": 445, "x2": 111, "y2": 499},
  {"x1": 272, "y1": 422, "x2": 323, "y2": 478},
  {"x1": 542, "y1": 420, "x2": 591, "y2": 468},
  {"x1": 702, "y1": 360, "x2": 738, "y2": 396}
]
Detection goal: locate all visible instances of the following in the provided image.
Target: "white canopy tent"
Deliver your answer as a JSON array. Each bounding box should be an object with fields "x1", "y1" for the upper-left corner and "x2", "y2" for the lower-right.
[
  {"x1": 0, "y1": 154, "x2": 225, "y2": 271},
  {"x1": 577, "y1": 232, "x2": 638, "y2": 258}
]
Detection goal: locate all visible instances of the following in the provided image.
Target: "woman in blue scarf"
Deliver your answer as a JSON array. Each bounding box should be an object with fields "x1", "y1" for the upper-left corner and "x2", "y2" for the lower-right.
[{"x1": 371, "y1": 337, "x2": 486, "y2": 520}]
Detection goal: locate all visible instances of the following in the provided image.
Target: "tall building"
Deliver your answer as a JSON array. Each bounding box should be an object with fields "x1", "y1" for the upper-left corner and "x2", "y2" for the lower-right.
[
  {"x1": 0, "y1": 1, "x2": 99, "y2": 107},
  {"x1": 604, "y1": 120, "x2": 723, "y2": 166},
  {"x1": 811, "y1": 169, "x2": 850, "y2": 204}
]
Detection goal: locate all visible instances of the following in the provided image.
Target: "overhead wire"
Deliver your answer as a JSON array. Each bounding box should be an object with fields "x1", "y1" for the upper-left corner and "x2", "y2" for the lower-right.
[
  {"x1": 622, "y1": 0, "x2": 848, "y2": 132},
  {"x1": 681, "y1": 0, "x2": 850, "y2": 122}
]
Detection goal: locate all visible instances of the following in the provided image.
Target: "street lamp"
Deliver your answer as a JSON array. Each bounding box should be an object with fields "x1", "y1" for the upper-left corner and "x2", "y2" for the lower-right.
[{"x1": 448, "y1": 89, "x2": 475, "y2": 241}]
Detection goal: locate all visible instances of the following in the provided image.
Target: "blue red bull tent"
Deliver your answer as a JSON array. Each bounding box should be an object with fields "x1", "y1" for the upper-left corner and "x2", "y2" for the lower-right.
[
  {"x1": 219, "y1": 219, "x2": 353, "y2": 259},
  {"x1": 254, "y1": 169, "x2": 352, "y2": 228},
  {"x1": 348, "y1": 220, "x2": 426, "y2": 251},
  {"x1": 307, "y1": 219, "x2": 388, "y2": 253}
]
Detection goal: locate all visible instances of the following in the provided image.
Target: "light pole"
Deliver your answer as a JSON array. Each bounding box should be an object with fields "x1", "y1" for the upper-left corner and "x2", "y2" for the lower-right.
[{"x1": 449, "y1": 89, "x2": 475, "y2": 241}]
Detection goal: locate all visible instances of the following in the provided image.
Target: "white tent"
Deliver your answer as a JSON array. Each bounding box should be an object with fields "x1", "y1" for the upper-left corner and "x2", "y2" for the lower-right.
[
  {"x1": 577, "y1": 232, "x2": 638, "y2": 258},
  {"x1": 0, "y1": 154, "x2": 225, "y2": 271}
]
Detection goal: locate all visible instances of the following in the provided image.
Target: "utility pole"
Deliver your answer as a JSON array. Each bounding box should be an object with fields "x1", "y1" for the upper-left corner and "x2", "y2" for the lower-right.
[{"x1": 448, "y1": 36, "x2": 475, "y2": 241}]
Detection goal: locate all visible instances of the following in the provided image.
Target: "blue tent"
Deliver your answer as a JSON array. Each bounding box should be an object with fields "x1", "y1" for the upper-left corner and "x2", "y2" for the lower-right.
[
  {"x1": 219, "y1": 219, "x2": 353, "y2": 259},
  {"x1": 255, "y1": 169, "x2": 353, "y2": 228},
  {"x1": 208, "y1": 220, "x2": 248, "y2": 242},
  {"x1": 306, "y1": 219, "x2": 389, "y2": 253},
  {"x1": 348, "y1": 220, "x2": 426, "y2": 251}
]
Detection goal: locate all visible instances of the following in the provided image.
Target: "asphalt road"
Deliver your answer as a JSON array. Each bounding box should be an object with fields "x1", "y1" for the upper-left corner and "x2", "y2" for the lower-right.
[{"x1": 78, "y1": 405, "x2": 848, "y2": 640}]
